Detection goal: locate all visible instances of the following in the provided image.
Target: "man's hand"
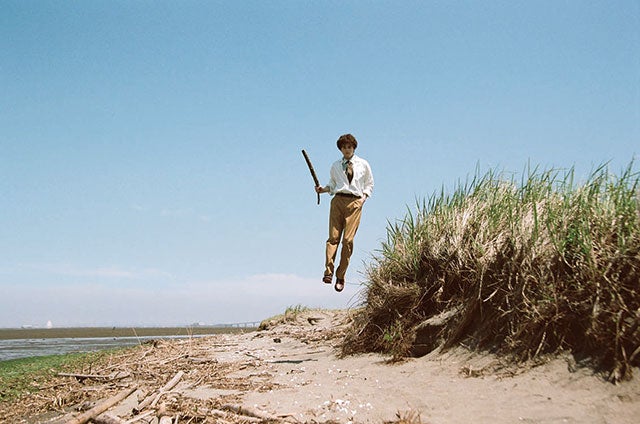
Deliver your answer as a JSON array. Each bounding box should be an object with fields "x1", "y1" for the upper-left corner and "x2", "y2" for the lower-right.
[{"x1": 315, "y1": 186, "x2": 328, "y2": 194}]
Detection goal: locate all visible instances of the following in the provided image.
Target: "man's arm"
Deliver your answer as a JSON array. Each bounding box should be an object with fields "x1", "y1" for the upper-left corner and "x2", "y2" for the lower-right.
[
  {"x1": 316, "y1": 161, "x2": 338, "y2": 195},
  {"x1": 362, "y1": 161, "x2": 374, "y2": 198}
]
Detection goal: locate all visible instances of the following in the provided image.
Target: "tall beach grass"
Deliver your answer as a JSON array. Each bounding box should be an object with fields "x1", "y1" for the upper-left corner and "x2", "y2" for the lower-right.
[{"x1": 342, "y1": 162, "x2": 640, "y2": 381}]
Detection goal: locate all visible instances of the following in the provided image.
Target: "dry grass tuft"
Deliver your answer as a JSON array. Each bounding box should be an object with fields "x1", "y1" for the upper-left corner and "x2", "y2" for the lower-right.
[
  {"x1": 385, "y1": 409, "x2": 426, "y2": 424},
  {"x1": 258, "y1": 304, "x2": 311, "y2": 330},
  {"x1": 342, "y1": 162, "x2": 640, "y2": 382}
]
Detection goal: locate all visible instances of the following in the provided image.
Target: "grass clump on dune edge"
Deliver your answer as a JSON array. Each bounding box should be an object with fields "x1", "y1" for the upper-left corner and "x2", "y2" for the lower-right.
[{"x1": 342, "y1": 162, "x2": 640, "y2": 382}]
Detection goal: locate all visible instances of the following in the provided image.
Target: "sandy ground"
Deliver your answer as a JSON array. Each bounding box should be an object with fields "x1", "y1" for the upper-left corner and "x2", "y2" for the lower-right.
[{"x1": 7, "y1": 309, "x2": 640, "y2": 424}]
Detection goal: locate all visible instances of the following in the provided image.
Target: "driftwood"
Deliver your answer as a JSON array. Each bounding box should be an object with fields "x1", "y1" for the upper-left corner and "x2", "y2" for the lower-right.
[
  {"x1": 307, "y1": 317, "x2": 323, "y2": 325},
  {"x1": 157, "y1": 401, "x2": 173, "y2": 424},
  {"x1": 220, "y1": 403, "x2": 278, "y2": 421},
  {"x1": 211, "y1": 409, "x2": 261, "y2": 423},
  {"x1": 136, "y1": 371, "x2": 184, "y2": 411},
  {"x1": 93, "y1": 413, "x2": 127, "y2": 424},
  {"x1": 57, "y1": 371, "x2": 130, "y2": 382},
  {"x1": 123, "y1": 410, "x2": 154, "y2": 423},
  {"x1": 65, "y1": 387, "x2": 137, "y2": 424},
  {"x1": 188, "y1": 357, "x2": 216, "y2": 364}
]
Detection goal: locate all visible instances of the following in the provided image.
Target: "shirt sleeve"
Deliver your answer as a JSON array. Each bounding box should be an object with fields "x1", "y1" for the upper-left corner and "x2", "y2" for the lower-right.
[
  {"x1": 326, "y1": 161, "x2": 339, "y2": 194},
  {"x1": 362, "y1": 161, "x2": 374, "y2": 198}
]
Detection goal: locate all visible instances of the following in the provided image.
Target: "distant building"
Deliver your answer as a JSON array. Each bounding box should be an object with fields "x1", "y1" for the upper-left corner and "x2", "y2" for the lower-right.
[{"x1": 46, "y1": 320, "x2": 53, "y2": 329}]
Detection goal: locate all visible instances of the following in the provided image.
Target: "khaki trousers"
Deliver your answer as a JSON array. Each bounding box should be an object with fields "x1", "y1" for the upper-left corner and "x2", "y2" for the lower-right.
[{"x1": 325, "y1": 195, "x2": 363, "y2": 280}]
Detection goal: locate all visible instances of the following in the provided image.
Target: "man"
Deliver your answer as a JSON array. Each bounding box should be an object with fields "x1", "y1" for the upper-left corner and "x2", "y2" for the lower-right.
[{"x1": 315, "y1": 134, "x2": 374, "y2": 292}]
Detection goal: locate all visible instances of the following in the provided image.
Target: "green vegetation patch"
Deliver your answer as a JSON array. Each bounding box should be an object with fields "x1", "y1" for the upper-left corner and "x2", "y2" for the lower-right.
[
  {"x1": 0, "y1": 351, "x2": 114, "y2": 403},
  {"x1": 343, "y1": 162, "x2": 640, "y2": 382}
]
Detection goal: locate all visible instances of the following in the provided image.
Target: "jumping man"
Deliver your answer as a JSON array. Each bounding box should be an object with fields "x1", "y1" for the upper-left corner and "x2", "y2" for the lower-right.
[{"x1": 315, "y1": 134, "x2": 374, "y2": 292}]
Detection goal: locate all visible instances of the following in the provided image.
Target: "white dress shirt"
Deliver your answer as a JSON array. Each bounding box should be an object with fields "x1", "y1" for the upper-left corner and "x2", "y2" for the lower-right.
[{"x1": 326, "y1": 154, "x2": 374, "y2": 198}]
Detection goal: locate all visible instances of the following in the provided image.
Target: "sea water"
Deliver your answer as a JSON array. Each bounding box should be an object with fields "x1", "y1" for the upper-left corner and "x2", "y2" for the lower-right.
[{"x1": 0, "y1": 335, "x2": 190, "y2": 361}]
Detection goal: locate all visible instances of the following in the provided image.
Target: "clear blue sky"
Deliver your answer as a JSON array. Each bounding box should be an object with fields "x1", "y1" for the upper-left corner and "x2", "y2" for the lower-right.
[{"x1": 1, "y1": 1, "x2": 638, "y2": 327}]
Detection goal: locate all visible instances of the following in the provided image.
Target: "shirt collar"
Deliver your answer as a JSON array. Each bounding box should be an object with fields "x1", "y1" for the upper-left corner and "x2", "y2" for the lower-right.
[{"x1": 342, "y1": 155, "x2": 357, "y2": 165}]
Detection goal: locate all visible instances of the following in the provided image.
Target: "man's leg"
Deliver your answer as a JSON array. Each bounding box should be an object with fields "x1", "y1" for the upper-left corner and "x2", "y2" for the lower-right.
[
  {"x1": 325, "y1": 196, "x2": 346, "y2": 278},
  {"x1": 335, "y1": 199, "x2": 363, "y2": 280}
]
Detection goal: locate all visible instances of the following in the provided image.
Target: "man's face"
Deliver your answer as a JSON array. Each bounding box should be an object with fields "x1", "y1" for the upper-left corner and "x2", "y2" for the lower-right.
[{"x1": 340, "y1": 144, "x2": 355, "y2": 159}]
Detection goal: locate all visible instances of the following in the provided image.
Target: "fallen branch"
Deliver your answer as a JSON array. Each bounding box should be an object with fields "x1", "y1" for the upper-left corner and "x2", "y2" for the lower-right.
[
  {"x1": 65, "y1": 387, "x2": 137, "y2": 424},
  {"x1": 220, "y1": 403, "x2": 278, "y2": 421},
  {"x1": 57, "y1": 371, "x2": 130, "y2": 382},
  {"x1": 159, "y1": 353, "x2": 189, "y2": 366},
  {"x1": 124, "y1": 410, "x2": 154, "y2": 424},
  {"x1": 208, "y1": 412, "x2": 235, "y2": 424},
  {"x1": 307, "y1": 317, "x2": 323, "y2": 325},
  {"x1": 94, "y1": 413, "x2": 127, "y2": 424},
  {"x1": 136, "y1": 371, "x2": 184, "y2": 411},
  {"x1": 58, "y1": 372, "x2": 108, "y2": 380},
  {"x1": 188, "y1": 357, "x2": 216, "y2": 363},
  {"x1": 211, "y1": 409, "x2": 261, "y2": 423}
]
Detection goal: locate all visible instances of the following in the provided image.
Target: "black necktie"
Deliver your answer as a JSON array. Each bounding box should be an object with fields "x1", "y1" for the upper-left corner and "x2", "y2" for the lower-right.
[{"x1": 346, "y1": 160, "x2": 353, "y2": 183}]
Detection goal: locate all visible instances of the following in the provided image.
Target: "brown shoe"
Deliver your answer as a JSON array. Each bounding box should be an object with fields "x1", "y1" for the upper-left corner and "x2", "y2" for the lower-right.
[
  {"x1": 335, "y1": 278, "x2": 345, "y2": 292},
  {"x1": 322, "y1": 275, "x2": 333, "y2": 284}
]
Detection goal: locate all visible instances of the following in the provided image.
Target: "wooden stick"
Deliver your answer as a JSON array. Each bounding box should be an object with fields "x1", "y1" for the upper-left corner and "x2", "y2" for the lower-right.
[
  {"x1": 209, "y1": 413, "x2": 234, "y2": 424},
  {"x1": 215, "y1": 409, "x2": 261, "y2": 423},
  {"x1": 124, "y1": 410, "x2": 154, "y2": 424},
  {"x1": 220, "y1": 404, "x2": 277, "y2": 421},
  {"x1": 58, "y1": 372, "x2": 109, "y2": 380},
  {"x1": 137, "y1": 371, "x2": 184, "y2": 411},
  {"x1": 57, "y1": 371, "x2": 130, "y2": 381},
  {"x1": 302, "y1": 149, "x2": 321, "y2": 205},
  {"x1": 93, "y1": 413, "x2": 127, "y2": 424},
  {"x1": 65, "y1": 387, "x2": 137, "y2": 424}
]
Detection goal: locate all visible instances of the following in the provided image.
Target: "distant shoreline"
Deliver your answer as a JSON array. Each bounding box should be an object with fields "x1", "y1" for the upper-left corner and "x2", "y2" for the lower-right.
[{"x1": 0, "y1": 326, "x2": 257, "y2": 341}]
